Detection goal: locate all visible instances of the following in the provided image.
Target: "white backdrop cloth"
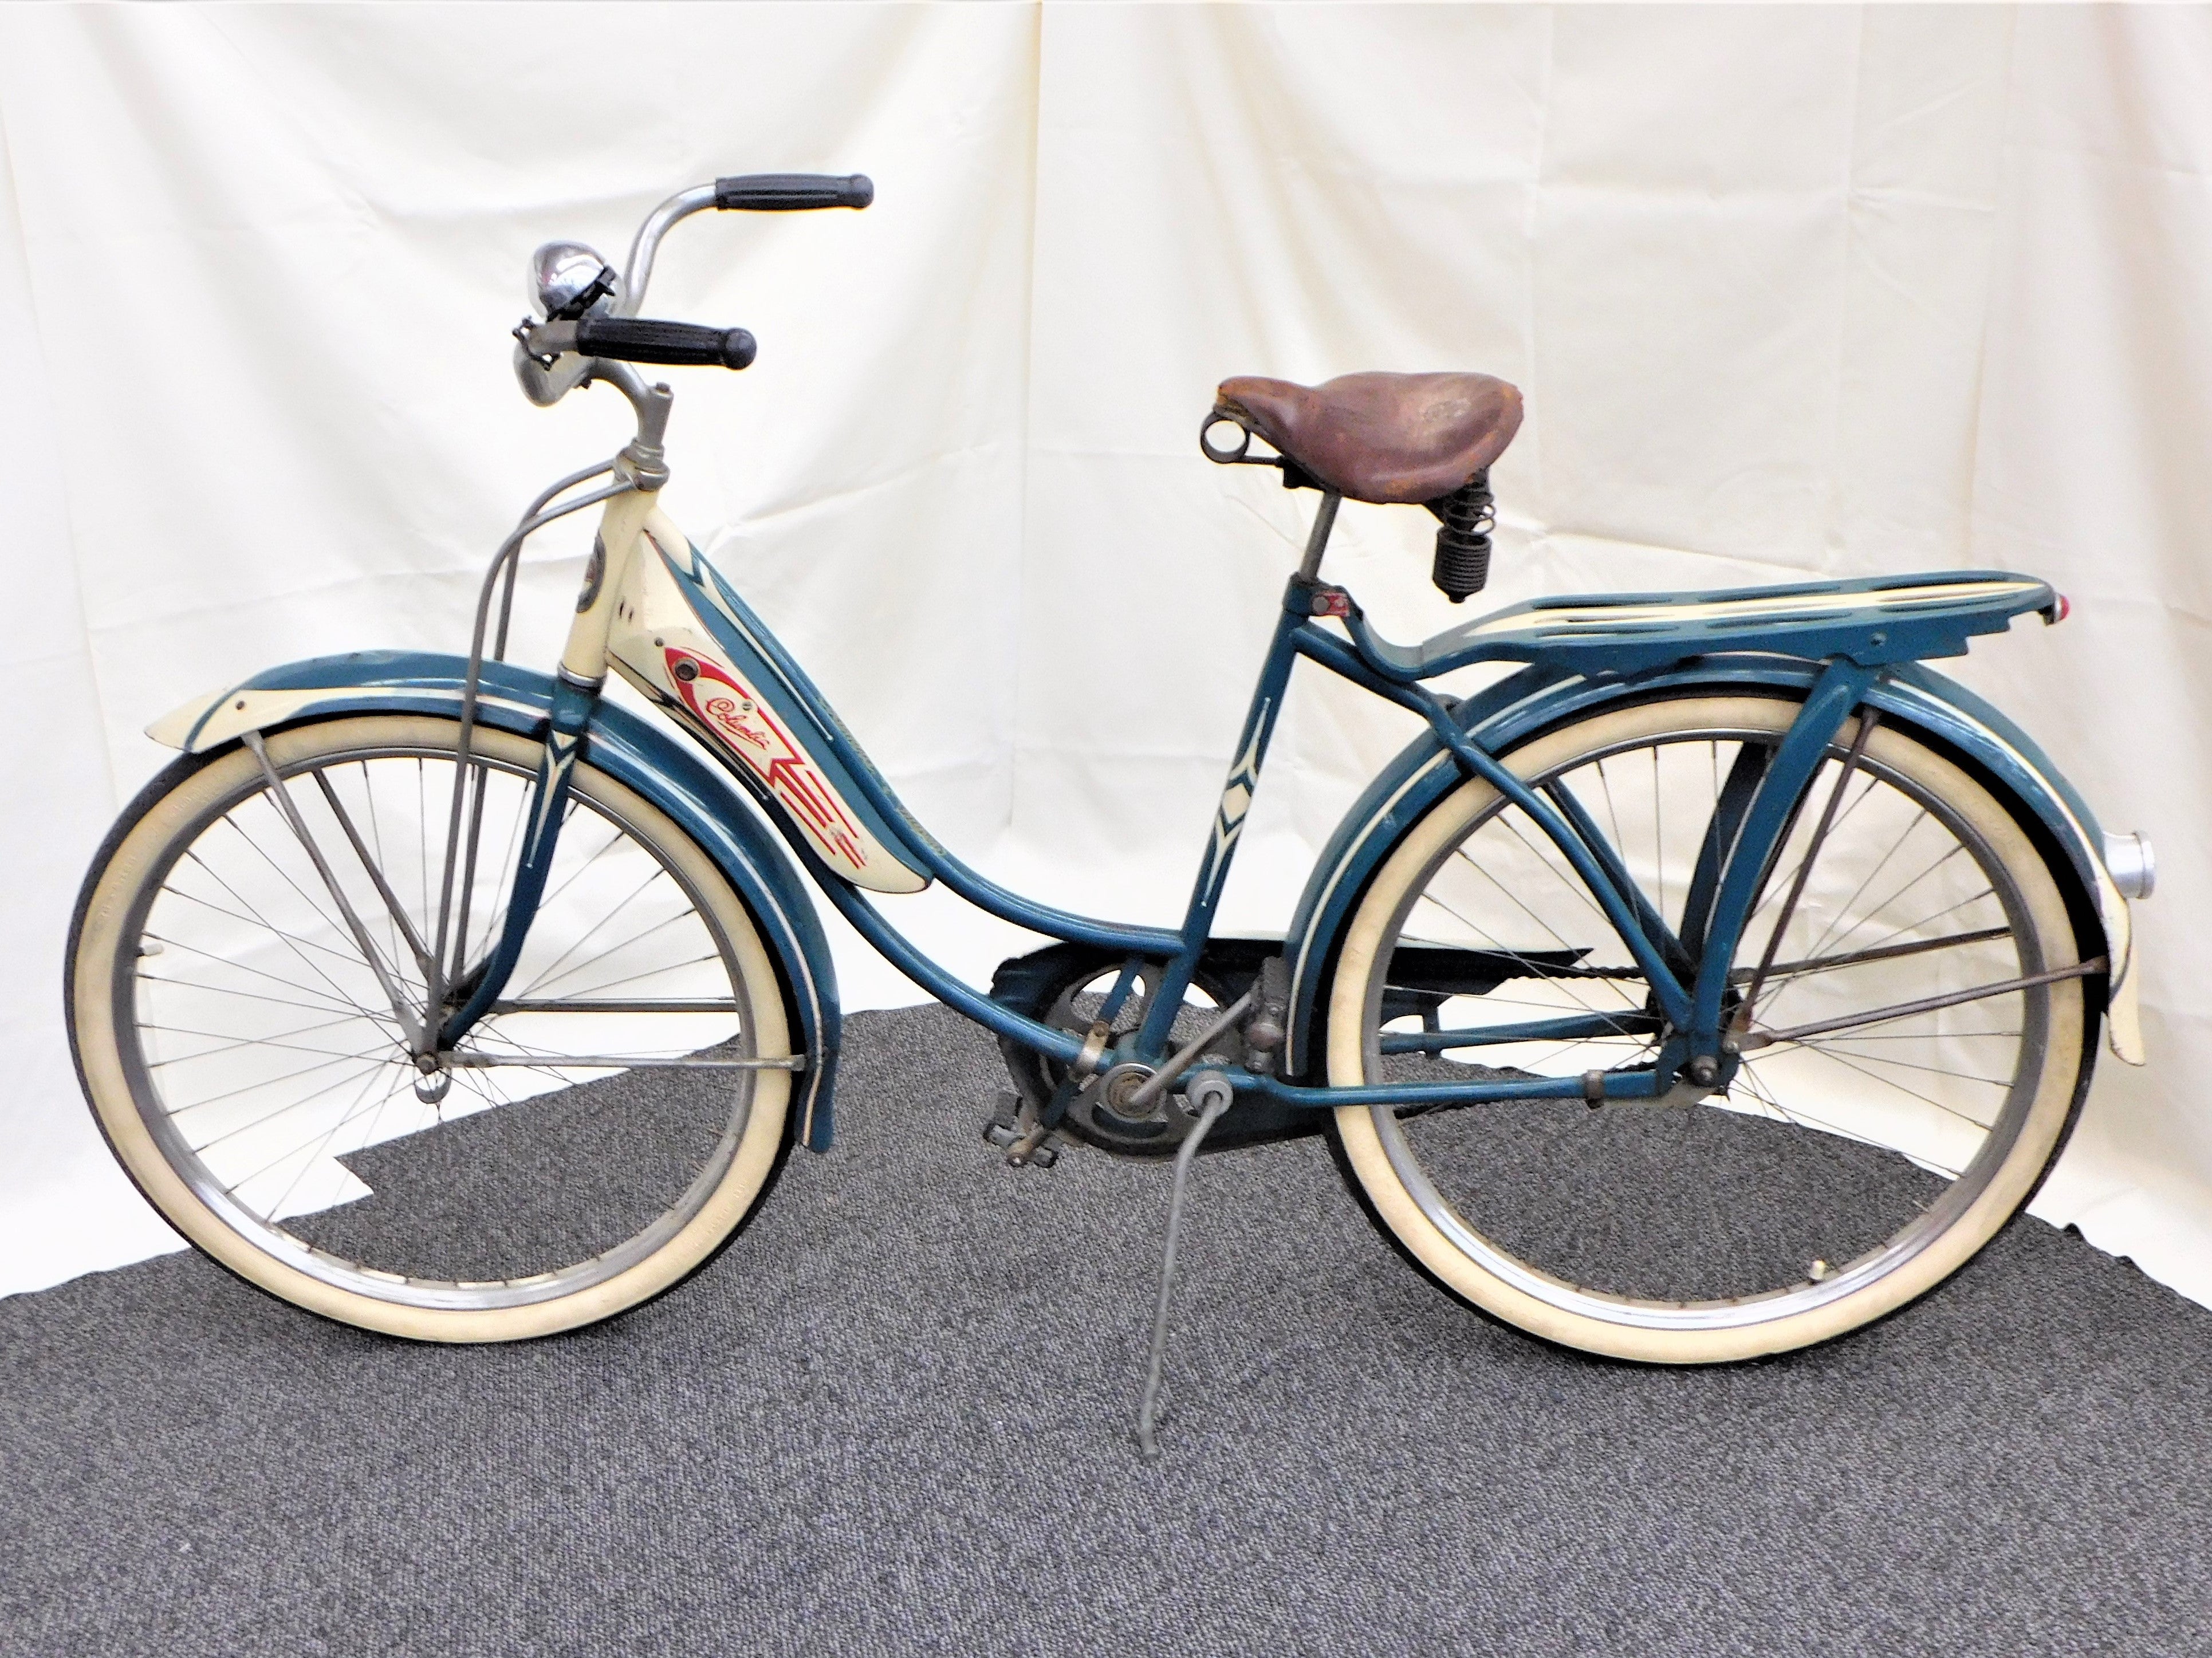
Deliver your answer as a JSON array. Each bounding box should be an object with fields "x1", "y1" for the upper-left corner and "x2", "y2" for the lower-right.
[{"x1": 1, "y1": 5, "x2": 2205, "y2": 1306}]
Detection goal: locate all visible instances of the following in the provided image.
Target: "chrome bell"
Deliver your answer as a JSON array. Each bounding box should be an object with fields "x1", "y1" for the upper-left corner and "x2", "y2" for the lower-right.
[{"x1": 528, "y1": 240, "x2": 620, "y2": 320}]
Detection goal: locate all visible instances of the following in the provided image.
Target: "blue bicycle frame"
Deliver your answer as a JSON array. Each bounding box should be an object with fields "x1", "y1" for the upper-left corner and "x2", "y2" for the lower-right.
[
  {"x1": 462, "y1": 476, "x2": 2084, "y2": 1116},
  {"x1": 153, "y1": 471, "x2": 2134, "y2": 1151}
]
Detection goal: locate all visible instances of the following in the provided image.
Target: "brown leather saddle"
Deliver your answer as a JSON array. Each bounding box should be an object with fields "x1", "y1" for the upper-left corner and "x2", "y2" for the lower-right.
[
  {"x1": 1206, "y1": 371, "x2": 1523, "y2": 600},
  {"x1": 1211, "y1": 371, "x2": 1521, "y2": 505}
]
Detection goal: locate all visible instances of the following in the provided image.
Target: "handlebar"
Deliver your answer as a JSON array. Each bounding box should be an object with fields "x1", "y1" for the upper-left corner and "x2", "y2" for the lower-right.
[
  {"x1": 514, "y1": 172, "x2": 868, "y2": 408},
  {"x1": 573, "y1": 317, "x2": 757, "y2": 371},
  {"x1": 619, "y1": 173, "x2": 872, "y2": 318},
  {"x1": 714, "y1": 172, "x2": 873, "y2": 212},
  {"x1": 597, "y1": 174, "x2": 864, "y2": 365}
]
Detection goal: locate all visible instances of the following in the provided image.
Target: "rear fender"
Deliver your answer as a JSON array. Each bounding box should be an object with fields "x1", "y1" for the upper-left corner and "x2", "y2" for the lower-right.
[
  {"x1": 1282, "y1": 653, "x2": 2139, "y2": 1075},
  {"x1": 147, "y1": 651, "x2": 845, "y2": 1148}
]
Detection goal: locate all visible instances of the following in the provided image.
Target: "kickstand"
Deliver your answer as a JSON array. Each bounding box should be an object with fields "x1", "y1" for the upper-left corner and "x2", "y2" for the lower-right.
[{"x1": 1135, "y1": 1073, "x2": 1235, "y2": 1463}]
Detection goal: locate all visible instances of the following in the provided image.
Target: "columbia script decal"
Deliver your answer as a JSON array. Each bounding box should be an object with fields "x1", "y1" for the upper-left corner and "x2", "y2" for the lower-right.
[{"x1": 666, "y1": 647, "x2": 872, "y2": 877}]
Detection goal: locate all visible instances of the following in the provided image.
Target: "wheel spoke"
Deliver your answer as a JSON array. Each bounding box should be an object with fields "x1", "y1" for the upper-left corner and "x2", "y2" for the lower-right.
[
  {"x1": 143, "y1": 1012, "x2": 380, "y2": 1069},
  {"x1": 90, "y1": 722, "x2": 786, "y2": 1323},
  {"x1": 312, "y1": 766, "x2": 434, "y2": 977},
  {"x1": 1423, "y1": 875, "x2": 1627, "y2": 1023},
  {"x1": 137, "y1": 964, "x2": 389, "y2": 1024},
  {"x1": 1343, "y1": 696, "x2": 2074, "y2": 1342},
  {"x1": 1789, "y1": 806, "x2": 1933, "y2": 964},
  {"x1": 1733, "y1": 926, "x2": 2012, "y2": 985},
  {"x1": 1749, "y1": 956, "x2": 2094, "y2": 1047},
  {"x1": 186, "y1": 1046, "x2": 406, "y2": 1150},
  {"x1": 507, "y1": 863, "x2": 670, "y2": 997},
  {"x1": 175, "y1": 851, "x2": 387, "y2": 1023},
  {"x1": 231, "y1": 741, "x2": 423, "y2": 1042}
]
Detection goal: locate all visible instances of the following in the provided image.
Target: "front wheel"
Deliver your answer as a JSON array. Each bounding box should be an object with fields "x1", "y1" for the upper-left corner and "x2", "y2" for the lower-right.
[
  {"x1": 68, "y1": 714, "x2": 801, "y2": 1342},
  {"x1": 1324, "y1": 692, "x2": 2095, "y2": 1364}
]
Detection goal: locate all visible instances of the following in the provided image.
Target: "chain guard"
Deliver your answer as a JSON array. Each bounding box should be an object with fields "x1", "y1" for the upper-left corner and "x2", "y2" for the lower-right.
[{"x1": 987, "y1": 939, "x2": 1317, "y2": 1159}]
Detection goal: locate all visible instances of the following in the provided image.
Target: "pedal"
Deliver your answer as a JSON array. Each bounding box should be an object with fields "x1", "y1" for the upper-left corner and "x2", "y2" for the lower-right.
[
  {"x1": 982, "y1": 1090, "x2": 1024, "y2": 1149},
  {"x1": 983, "y1": 1090, "x2": 1061, "y2": 1169}
]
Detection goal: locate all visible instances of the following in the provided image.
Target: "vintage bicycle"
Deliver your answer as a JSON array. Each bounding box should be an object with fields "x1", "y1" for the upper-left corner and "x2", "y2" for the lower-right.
[{"x1": 66, "y1": 175, "x2": 2154, "y2": 1454}]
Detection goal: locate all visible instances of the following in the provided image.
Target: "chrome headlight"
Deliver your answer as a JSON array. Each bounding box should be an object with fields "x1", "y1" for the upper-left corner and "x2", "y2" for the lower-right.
[
  {"x1": 528, "y1": 241, "x2": 620, "y2": 321},
  {"x1": 515, "y1": 241, "x2": 620, "y2": 407}
]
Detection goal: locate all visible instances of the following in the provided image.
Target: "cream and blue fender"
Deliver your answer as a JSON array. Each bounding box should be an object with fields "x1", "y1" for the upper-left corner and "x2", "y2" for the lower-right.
[
  {"x1": 145, "y1": 641, "x2": 857, "y2": 1152},
  {"x1": 1280, "y1": 645, "x2": 2147, "y2": 1080}
]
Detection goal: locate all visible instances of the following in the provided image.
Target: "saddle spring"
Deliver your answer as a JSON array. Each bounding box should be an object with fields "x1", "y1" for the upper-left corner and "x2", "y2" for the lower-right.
[{"x1": 1428, "y1": 470, "x2": 1496, "y2": 603}]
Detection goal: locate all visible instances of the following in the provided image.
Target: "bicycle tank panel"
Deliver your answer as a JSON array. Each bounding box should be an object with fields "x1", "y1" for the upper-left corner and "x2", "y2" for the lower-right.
[{"x1": 607, "y1": 515, "x2": 932, "y2": 895}]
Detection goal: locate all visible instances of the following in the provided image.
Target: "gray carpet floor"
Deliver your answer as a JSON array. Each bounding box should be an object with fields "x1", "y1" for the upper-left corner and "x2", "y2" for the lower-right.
[{"x1": 5, "y1": 1003, "x2": 2211, "y2": 1656}]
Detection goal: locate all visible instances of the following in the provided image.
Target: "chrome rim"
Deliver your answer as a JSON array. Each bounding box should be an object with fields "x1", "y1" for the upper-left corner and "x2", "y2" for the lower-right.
[
  {"x1": 1362, "y1": 714, "x2": 2053, "y2": 1331},
  {"x1": 116, "y1": 735, "x2": 762, "y2": 1311}
]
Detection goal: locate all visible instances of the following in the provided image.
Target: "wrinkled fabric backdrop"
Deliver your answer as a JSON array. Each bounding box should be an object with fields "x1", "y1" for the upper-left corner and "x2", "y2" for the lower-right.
[{"x1": 1, "y1": 3, "x2": 2204, "y2": 1305}]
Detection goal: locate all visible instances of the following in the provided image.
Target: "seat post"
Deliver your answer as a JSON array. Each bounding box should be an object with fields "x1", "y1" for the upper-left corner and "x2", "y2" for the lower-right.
[{"x1": 1298, "y1": 491, "x2": 1343, "y2": 580}]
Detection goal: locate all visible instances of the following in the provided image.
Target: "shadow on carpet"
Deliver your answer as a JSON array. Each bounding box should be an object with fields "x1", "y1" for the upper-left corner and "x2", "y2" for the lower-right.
[{"x1": 3, "y1": 1004, "x2": 2207, "y2": 1656}]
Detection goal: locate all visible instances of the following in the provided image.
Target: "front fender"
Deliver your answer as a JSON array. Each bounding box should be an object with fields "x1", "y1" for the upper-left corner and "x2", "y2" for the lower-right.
[
  {"x1": 1282, "y1": 653, "x2": 2140, "y2": 1075},
  {"x1": 149, "y1": 651, "x2": 845, "y2": 1149}
]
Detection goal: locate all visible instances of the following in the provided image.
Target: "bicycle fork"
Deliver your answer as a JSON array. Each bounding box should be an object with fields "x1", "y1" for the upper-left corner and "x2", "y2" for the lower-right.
[{"x1": 430, "y1": 466, "x2": 663, "y2": 1055}]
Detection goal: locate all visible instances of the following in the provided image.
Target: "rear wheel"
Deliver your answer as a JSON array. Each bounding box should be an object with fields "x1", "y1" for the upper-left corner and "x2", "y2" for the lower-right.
[
  {"x1": 1325, "y1": 693, "x2": 2094, "y2": 1363},
  {"x1": 68, "y1": 714, "x2": 800, "y2": 1342}
]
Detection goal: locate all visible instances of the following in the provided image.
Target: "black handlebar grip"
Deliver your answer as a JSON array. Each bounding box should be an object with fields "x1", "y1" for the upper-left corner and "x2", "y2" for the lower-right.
[
  {"x1": 573, "y1": 317, "x2": 757, "y2": 371},
  {"x1": 713, "y1": 172, "x2": 873, "y2": 211}
]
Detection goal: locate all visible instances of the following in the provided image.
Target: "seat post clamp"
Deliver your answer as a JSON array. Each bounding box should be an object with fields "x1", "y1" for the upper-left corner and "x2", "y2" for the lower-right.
[{"x1": 1288, "y1": 573, "x2": 1357, "y2": 621}]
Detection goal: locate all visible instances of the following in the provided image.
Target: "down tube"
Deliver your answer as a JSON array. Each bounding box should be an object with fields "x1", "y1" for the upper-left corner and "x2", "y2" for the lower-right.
[{"x1": 765, "y1": 822, "x2": 1089, "y2": 1065}]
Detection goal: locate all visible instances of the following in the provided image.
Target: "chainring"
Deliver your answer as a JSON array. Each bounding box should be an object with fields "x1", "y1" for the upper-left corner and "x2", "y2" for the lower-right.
[{"x1": 989, "y1": 943, "x2": 1240, "y2": 1158}]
